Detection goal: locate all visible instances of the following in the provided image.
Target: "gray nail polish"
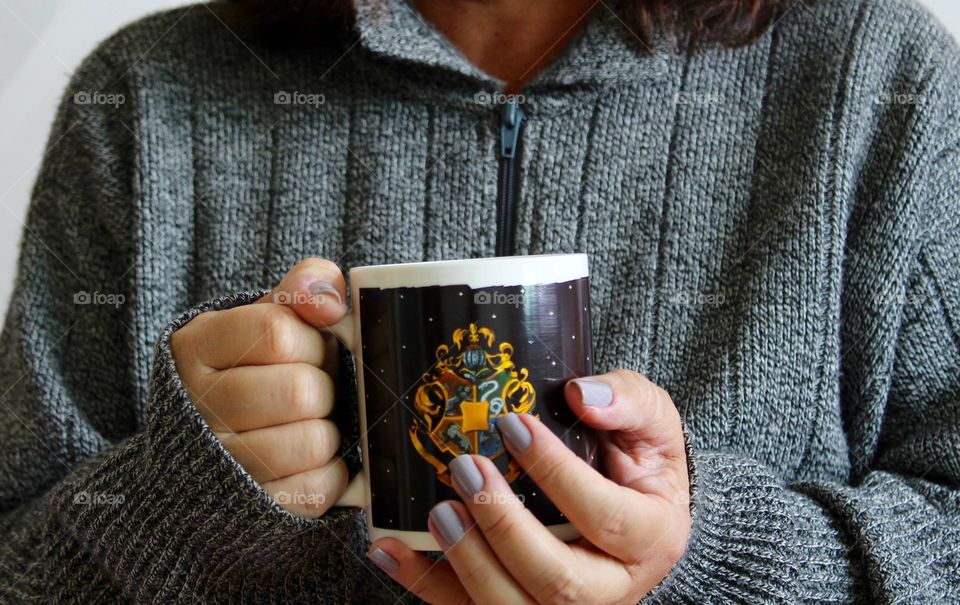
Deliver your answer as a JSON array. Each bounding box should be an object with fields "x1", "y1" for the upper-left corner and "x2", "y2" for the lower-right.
[
  {"x1": 367, "y1": 547, "x2": 399, "y2": 575},
  {"x1": 367, "y1": 546, "x2": 400, "y2": 575},
  {"x1": 498, "y1": 413, "x2": 532, "y2": 452},
  {"x1": 449, "y1": 455, "x2": 484, "y2": 497},
  {"x1": 574, "y1": 379, "x2": 613, "y2": 407},
  {"x1": 429, "y1": 502, "x2": 465, "y2": 546},
  {"x1": 308, "y1": 280, "x2": 343, "y2": 306}
]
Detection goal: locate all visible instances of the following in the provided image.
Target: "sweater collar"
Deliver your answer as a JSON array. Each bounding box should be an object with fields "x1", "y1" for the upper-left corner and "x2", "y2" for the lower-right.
[{"x1": 352, "y1": 0, "x2": 668, "y2": 90}]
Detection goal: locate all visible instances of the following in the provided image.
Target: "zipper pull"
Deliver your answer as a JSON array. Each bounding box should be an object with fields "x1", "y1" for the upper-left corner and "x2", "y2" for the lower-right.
[{"x1": 500, "y1": 99, "x2": 524, "y2": 159}]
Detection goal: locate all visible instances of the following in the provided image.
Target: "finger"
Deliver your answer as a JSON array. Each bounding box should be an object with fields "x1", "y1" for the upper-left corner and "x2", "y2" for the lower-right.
[
  {"x1": 565, "y1": 369, "x2": 686, "y2": 460},
  {"x1": 428, "y1": 500, "x2": 535, "y2": 605},
  {"x1": 492, "y1": 413, "x2": 681, "y2": 567},
  {"x1": 186, "y1": 303, "x2": 327, "y2": 369},
  {"x1": 216, "y1": 419, "x2": 340, "y2": 483},
  {"x1": 367, "y1": 538, "x2": 469, "y2": 605},
  {"x1": 262, "y1": 257, "x2": 347, "y2": 329},
  {"x1": 262, "y1": 459, "x2": 348, "y2": 518},
  {"x1": 448, "y1": 455, "x2": 619, "y2": 604},
  {"x1": 565, "y1": 371, "x2": 689, "y2": 498},
  {"x1": 189, "y1": 363, "x2": 334, "y2": 432}
]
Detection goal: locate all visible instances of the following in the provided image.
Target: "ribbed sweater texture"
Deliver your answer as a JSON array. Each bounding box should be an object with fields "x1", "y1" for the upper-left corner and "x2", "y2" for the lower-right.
[{"x1": 1, "y1": 0, "x2": 959, "y2": 602}]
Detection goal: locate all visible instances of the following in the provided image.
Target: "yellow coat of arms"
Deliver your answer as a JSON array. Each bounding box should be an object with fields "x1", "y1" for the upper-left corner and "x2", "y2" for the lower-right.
[{"x1": 409, "y1": 323, "x2": 536, "y2": 485}]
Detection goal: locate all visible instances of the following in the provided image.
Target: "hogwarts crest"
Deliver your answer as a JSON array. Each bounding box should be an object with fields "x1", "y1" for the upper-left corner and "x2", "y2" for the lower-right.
[{"x1": 409, "y1": 323, "x2": 536, "y2": 485}]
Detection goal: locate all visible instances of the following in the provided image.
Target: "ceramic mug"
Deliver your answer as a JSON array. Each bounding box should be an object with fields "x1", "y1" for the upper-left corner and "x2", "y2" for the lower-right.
[{"x1": 324, "y1": 253, "x2": 598, "y2": 550}]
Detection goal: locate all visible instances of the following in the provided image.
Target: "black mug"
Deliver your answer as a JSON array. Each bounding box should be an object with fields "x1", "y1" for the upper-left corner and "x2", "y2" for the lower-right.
[{"x1": 324, "y1": 254, "x2": 598, "y2": 550}]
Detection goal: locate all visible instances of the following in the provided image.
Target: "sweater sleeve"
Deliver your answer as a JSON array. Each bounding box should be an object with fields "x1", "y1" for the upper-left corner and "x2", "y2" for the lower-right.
[
  {"x1": 645, "y1": 219, "x2": 960, "y2": 603},
  {"x1": 0, "y1": 40, "x2": 369, "y2": 604},
  {"x1": 645, "y1": 28, "x2": 960, "y2": 605}
]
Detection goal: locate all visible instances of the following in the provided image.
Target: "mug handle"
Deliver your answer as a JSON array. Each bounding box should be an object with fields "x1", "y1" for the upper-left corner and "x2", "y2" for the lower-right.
[{"x1": 317, "y1": 313, "x2": 368, "y2": 509}]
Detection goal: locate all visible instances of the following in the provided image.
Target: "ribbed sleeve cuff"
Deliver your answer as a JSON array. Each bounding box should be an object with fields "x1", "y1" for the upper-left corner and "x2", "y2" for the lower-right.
[
  {"x1": 48, "y1": 292, "x2": 368, "y2": 603},
  {"x1": 644, "y1": 435, "x2": 798, "y2": 604}
]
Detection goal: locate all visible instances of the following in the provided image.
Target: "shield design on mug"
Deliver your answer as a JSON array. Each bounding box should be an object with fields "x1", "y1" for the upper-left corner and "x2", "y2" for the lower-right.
[{"x1": 409, "y1": 323, "x2": 536, "y2": 485}]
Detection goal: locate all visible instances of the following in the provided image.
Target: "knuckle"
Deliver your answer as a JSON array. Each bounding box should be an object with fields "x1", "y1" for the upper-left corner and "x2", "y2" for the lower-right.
[
  {"x1": 171, "y1": 316, "x2": 208, "y2": 369},
  {"x1": 314, "y1": 369, "x2": 335, "y2": 414},
  {"x1": 614, "y1": 368, "x2": 679, "y2": 424},
  {"x1": 620, "y1": 369, "x2": 648, "y2": 396},
  {"x1": 456, "y1": 561, "x2": 497, "y2": 592},
  {"x1": 286, "y1": 365, "x2": 322, "y2": 417},
  {"x1": 302, "y1": 419, "x2": 339, "y2": 466},
  {"x1": 171, "y1": 331, "x2": 197, "y2": 386},
  {"x1": 534, "y1": 568, "x2": 586, "y2": 605},
  {"x1": 646, "y1": 381, "x2": 679, "y2": 427},
  {"x1": 479, "y1": 507, "x2": 522, "y2": 544},
  {"x1": 534, "y1": 448, "x2": 569, "y2": 489},
  {"x1": 214, "y1": 431, "x2": 237, "y2": 453},
  {"x1": 406, "y1": 578, "x2": 433, "y2": 600},
  {"x1": 298, "y1": 461, "x2": 346, "y2": 510},
  {"x1": 170, "y1": 327, "x2": 189, "y2": 360},
  {"x1": 612, "y1": 367, "x2": 646, "y2": 391},
  {"x1": 260, "y1": 306, "x2": 301, "y2": 361},
  {"x1": 409, "y1": 576, "x2": 467, "y2": 605},
  {"x1": 644, "y1": 383, "x2": 666, "y2": 424},
  {"x1": 595, "y1": 498, "x2": 631, "y2": 543},
  {"x1": 645, "y1": 378, "x2": 667, "y2": 405}
]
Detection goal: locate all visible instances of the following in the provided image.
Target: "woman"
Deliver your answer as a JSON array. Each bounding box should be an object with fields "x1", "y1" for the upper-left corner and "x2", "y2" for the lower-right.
[{"x1": 0, "y1": 0, "x2": 957, "y2": 602}]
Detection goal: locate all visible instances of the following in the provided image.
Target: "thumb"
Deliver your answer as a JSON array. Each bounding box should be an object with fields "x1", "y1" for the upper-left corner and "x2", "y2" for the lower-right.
[
  {"x1": 259, "y1": 257, "x2": 348, "y2": 328},
  {"x1": 564, "y1": 369, "x2": 684, "y2": 453}
]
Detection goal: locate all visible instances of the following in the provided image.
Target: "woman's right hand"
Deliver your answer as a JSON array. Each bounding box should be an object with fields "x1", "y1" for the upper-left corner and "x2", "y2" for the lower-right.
[{"x1": 171, "y1": 258, "x2": 349, "y2": 517}]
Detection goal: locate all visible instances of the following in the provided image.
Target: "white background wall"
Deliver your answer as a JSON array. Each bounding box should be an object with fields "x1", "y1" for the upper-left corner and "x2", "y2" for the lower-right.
[{"x1": 0, "y1": 0, "x2": 958, "y2": 310}]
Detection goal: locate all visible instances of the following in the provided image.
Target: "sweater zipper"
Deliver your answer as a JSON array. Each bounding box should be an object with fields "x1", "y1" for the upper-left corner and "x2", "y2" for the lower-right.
[{"x1": 495, "y1": 98, "x2": 525, "y2": 256}]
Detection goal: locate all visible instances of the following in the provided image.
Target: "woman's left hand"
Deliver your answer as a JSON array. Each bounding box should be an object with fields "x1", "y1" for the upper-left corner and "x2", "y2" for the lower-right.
[{"x1": 367, "y1": 369, "x2": 692, "y2": 605}]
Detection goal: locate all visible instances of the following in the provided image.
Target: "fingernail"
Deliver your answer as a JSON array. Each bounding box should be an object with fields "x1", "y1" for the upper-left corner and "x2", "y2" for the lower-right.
[
  {"x1": 308, "y1": 280, "x2": 343, "y2": 306},
  {"x1": 572, "y1": 379, "x2": 613, "y2": 407},
  {"x1": 497, "y1": 413, "x2": 532, "y2": 452},
  {"x1": 367, "y1": 547, "x2": 399, "y2": 575},
  {"x1": 449, "y1": 455, "x2": 484, "y2": 497},
  {"x1": 429, "y1": 502, "x2": 465, "y2": 546}
]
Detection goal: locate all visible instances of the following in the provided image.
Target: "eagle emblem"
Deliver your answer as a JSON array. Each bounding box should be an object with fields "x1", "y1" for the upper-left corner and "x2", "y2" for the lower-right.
[{"x1": 409, "y1": 323, "x2": 536, "y2": 485}]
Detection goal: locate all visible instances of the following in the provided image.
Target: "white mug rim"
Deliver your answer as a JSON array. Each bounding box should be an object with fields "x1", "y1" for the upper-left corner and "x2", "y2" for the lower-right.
[{"x1": 348, "y1": 253, "x2": 589, "y2": 289}]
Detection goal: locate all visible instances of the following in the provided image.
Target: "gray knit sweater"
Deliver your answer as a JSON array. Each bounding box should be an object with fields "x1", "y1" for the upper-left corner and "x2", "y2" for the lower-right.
[{"x1": 1, "y1": 0, "x2": 958, "y2": 602}]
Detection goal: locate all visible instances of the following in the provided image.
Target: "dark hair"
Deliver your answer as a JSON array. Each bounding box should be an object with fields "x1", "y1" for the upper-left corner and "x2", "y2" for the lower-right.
[{"x1": 223, "y1": 0, "x2": 789, "y2": 51}]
